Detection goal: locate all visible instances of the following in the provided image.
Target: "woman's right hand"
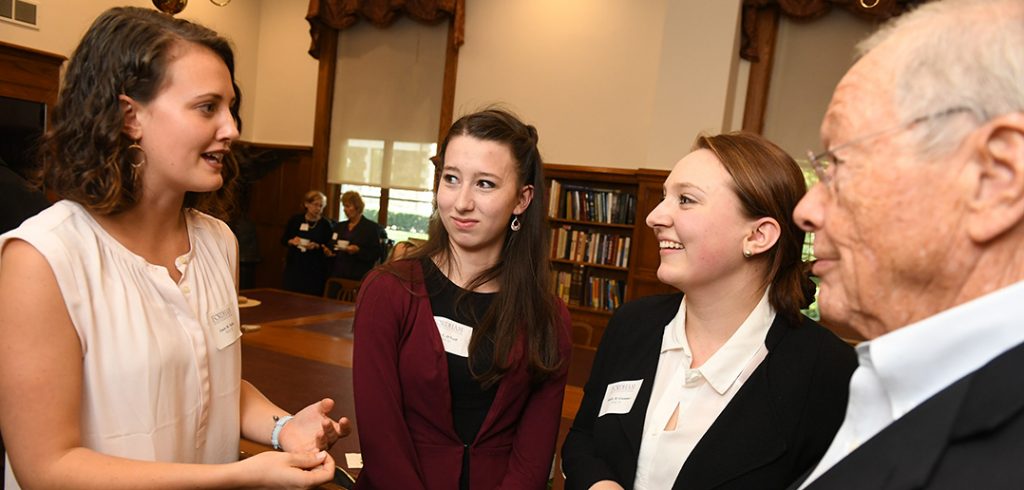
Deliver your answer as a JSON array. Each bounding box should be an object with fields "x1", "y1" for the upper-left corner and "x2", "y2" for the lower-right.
[
  {"x1": 288, "y1": 236, "x2": 302, "y2": 247},
  {"x1": 589, "y1": 481, "x2": 625, "y2": 490},
  {"x1": 237, "y1": 450, "x2": 336, "y2": 489}
]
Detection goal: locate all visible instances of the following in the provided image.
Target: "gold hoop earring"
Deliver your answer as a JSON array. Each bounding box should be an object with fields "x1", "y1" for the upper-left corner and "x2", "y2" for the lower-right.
[{"x1": 127, "y1": 142, "x2": 146, "y2": 169}]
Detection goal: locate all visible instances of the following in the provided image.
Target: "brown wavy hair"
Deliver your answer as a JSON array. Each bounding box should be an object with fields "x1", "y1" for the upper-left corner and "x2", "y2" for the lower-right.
[
  {"x1": 389, "y1": 108, "x2": 562, "y2": 387},
  {"x1": 694, "y1": 131, "x2": 811, "y2": 324},
  {"x1": 36, "y1": 6, "x2": 240, "y2": 219}
]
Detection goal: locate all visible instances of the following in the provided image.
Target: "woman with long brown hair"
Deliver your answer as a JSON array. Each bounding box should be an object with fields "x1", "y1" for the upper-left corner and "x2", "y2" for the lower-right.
[
  {"x1": 351, "y1": 108, "x2": 571, "y2": 489},
  {"x1": 562, "y1": 132, "x2": 856, "y2": 490}
]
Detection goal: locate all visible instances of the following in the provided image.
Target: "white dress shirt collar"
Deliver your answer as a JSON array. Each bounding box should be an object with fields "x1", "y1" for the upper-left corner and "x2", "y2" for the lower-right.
[
  {"x1": 863, "y1": 279, "x2": 1024, "y2": 420},
  {"x1": 799, "y1": 280, "x2": 1024, "y2": 489},
  {"x1": 661, "y1": 290, "x2": 775, "y2": 395}
]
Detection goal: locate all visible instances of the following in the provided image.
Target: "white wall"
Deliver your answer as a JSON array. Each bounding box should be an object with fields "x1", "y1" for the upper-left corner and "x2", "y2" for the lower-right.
[
  {"x1": 250, "y1": 0, "x2": 319, "y2": 146},
  {"x1": 0, "y1": 0, "x2": 316, "y2": 144},
  {"x1": 453, "y1": 0, "x2": 743, "y2": 170},
  {"x1": 3, "y1": 1, "x2": 753, "y2": 163}
]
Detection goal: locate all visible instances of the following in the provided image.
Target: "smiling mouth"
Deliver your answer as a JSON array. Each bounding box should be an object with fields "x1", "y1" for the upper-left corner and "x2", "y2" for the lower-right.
[
  {"x1": 202, "y1": 152, "x2": 227, "y2": 165},
  {"x1": 658, "y1": 240, "x2": 684, "y2": 250}
]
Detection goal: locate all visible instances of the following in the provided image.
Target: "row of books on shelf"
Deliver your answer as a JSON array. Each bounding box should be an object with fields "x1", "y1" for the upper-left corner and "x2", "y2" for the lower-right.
[
  {"x1": 551, "y1": 226, "x2": 631, "y2": 267},
  {"x1": 552, "y1": 270, "x2": 626, "y2": 312},
  {"x1": 548, "y1": 179, "x2": 637, "y2": 225}
]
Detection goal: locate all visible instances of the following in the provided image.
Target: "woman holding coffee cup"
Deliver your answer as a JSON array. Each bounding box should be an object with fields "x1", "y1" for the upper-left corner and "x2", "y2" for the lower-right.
[
  {"x1": 281, "y1": 190, "x2": 333, "y2": 295},
  {"x1": 326, "y1": 191, "x2": 383, "y2": 281}
]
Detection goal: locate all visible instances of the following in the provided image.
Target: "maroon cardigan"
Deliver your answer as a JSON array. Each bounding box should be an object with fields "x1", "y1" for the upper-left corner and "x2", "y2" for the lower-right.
[{"x1": 351, "y1": 260, "x2": 572, "y2": 490}]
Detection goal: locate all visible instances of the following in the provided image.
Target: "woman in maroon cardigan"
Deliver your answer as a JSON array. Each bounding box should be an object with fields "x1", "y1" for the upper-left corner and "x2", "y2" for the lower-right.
[{"x1": 351, "y1": 109, "x2": 572, "y2": 489}]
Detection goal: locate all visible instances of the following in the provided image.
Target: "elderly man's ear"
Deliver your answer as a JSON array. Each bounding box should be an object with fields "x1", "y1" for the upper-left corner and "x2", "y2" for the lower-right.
[{"x1": 966, "y1": 113, "x2": 1024, "y2": 243}]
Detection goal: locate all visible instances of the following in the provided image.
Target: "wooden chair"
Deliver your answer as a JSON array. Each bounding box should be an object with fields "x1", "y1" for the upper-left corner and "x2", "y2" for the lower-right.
[
  {"x1": 570, "y1": 321, "x2": 594, "y2": 347},
  {"x1": 323, "y1": 277, "x2": 361, "y2": 302}
]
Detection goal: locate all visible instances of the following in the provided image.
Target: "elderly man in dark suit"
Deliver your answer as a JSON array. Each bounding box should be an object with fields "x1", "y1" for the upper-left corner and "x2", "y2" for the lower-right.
[{"x1": 791, "y1": 0, "x2": 1024, "y2": 488}]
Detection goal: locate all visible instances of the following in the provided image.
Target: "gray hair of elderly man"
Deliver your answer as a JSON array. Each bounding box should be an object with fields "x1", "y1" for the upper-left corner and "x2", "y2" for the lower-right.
[{"x1": 856, "y1": 0, "x2": 1024, "y2": 158}]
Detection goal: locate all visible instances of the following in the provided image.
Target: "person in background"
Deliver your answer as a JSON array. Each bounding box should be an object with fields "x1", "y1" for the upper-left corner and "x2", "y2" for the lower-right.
[
  {"x1": 327, "y1": 191, "x2": 383, "y2": 280},
  {"x1": 0, "y1": 7, "x2": 348, "y2": 489},
  {"x1": 792, "y1": 1, "x2": 1024, "y2": 488},
  {"x1": 561, "y1": 132, "x2": 856, "y2": 490},
  {"x1": 281, "y1": 190, "x2": 333, "y2": 295},
  {"x1": 351, "y1": 109, "x2": 572, "y2": 489}
]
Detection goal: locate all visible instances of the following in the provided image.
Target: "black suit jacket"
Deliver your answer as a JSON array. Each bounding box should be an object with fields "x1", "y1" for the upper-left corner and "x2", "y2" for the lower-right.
[
  {"x1": 562, "y1": 293, "x2": 857, "y2": 490},
  {"x1": 795, "y1": 340, "x2": 1024, "y2": 490}
]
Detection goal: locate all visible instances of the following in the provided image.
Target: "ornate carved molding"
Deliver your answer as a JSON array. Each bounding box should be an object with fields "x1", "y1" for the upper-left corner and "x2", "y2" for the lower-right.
[
  {"x1": 306, "y1": 0, "x2": 464, "y2": 59},
  {"x1": 741, "y1": 0, "x2": 926, "y2": 62}
]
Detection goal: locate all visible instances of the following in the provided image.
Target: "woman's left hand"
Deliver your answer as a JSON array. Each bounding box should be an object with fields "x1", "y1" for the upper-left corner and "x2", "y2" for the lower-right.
[{"x1": 278, "y1": 398, "x2": 352, "y2": 453}]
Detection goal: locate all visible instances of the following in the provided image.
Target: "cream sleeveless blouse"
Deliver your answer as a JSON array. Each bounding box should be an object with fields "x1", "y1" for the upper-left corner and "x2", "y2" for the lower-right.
[{"x1": 1, "y1": 201, "x2": 242, "y2": 489}]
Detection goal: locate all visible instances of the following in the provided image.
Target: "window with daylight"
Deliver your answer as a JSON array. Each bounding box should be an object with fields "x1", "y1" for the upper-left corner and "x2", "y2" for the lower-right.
[
  {"x1": 324, "y1": 15, "x2": 446, "y2": 244},
  {"x1": 333, "y1": 138, "x2": 436, "y2": 242},
  {"x1": 800, "y1": 166, "x2": 820, "y2": 321}
]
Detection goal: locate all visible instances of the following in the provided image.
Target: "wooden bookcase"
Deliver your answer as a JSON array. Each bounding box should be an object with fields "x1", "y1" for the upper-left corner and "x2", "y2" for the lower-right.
[{"x1": 544, "y1": 164, "x2": 675, "y2": 348}]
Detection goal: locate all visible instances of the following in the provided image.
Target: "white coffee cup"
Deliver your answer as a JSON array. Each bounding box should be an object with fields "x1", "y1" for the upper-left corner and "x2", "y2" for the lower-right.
[
  {"x1": 298, "y1": 238, "x2": 310, "y2": 251},
  {"x1": 335, "y1": 239, "x2": 350, "y2": 250}
]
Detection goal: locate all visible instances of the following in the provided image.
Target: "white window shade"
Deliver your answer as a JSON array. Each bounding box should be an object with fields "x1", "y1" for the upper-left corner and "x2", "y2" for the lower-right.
[{"x1": 326, "y1": 16, "x2": 447, "y2": 191}]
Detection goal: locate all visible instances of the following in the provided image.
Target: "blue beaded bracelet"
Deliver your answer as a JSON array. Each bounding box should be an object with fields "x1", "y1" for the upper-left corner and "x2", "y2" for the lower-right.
[{"x1": 271, "y1": 415, "x2": 294, "y2": 450}]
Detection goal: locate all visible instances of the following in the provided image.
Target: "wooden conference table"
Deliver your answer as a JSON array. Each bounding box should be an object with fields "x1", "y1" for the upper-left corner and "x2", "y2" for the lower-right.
[
  {"x1": 237, "y1": 288, "x2": 358, "y2": 488},
  {"x1": 237, "y1": 287, "x2": 590, "y2": 490}
]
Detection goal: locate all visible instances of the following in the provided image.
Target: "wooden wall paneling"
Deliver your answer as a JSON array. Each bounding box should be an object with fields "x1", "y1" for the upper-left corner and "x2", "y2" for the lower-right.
[
  {"x1": 0, "y1": 41, "x2": 64, "y2": 112},
  {"x1": 244, "y1": 145, "x2": 316, "y2": 289}
]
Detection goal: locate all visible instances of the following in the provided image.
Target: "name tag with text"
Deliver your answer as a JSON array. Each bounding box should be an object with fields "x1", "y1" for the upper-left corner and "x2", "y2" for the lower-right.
[
  {"x1": 599, "y1": 379, "x2": 644, "y2": 417},
  {"x1": 435, "y1": 316, "x2": 472, "y2": 357}
]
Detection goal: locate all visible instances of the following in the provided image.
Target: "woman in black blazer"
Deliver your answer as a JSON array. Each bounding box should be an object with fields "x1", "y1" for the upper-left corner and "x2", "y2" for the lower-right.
[{"x1": 562, "y1": 132, "x2": 857, "y2": 490}]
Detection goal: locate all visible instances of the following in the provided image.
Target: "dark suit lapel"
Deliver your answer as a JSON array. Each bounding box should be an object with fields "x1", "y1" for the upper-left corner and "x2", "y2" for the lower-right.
[
  {"x1": 675, "y1": 350, "x2": 786, "y2": 489},
  {"x1": 806, "y1": 369, "x2": 969, "y2": 489},
  {"x1": 612, "y1": 296, "x2": 680, "y2": 459},
  {"x1": 808, "y1": 341, "x2": 1024, "y2": 490},
  {"x1": 616, "y1": 350, "x2": 661, "y2": 455}
]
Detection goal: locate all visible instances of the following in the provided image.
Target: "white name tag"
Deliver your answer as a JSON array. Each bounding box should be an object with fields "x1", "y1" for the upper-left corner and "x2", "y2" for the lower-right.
[
  {"x1": 299, "y1": 223, "x2": 310, "y2": 231},
  {"x1": 210, "y1": 304, "x2": 241, "y2": 350},
  {"x1": 599, "y1": 379, "x2": 644, "y2": 417},
  {"x1": 434, "y1": 316, "x2": 472, "y2": 357}
]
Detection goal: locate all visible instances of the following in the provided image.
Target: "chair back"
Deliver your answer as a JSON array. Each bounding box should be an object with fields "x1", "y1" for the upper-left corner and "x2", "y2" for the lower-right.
[{"x1": 324, "y1": 277, "x2": 361, "y2": 302}]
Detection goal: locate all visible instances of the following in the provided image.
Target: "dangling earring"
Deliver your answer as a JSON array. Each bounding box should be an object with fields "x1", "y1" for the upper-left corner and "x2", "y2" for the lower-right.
[
  {"x1": 510, "y1": 215, "x2": 522, "y2": 232},
  {"x1": 126, "y1": 142, "x2": 146, "y2": 182}
]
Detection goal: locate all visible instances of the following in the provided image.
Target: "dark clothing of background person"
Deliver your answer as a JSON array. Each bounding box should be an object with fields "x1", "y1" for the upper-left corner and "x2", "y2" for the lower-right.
[
  {"x1": 330, "y1": 217, "x2": 383, "y2": 280},
  {"x1": 0, "y1": 159, "x2": 50, "y2": 234},
  {"x1": 280, "y1": 213, "x2": 333, "y2": 295}
]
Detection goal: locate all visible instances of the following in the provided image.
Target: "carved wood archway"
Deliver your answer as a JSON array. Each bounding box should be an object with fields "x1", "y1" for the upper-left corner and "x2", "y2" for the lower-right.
[
  {"x1": 740, "y1": 0, "x2": 928, "y2": 134},
  {"x1": 304, "y1": 0, "x2": 464, "y2": 217}
]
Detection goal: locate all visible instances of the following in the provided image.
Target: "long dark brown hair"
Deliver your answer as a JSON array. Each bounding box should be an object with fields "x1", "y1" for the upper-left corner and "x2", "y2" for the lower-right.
[
  {"x1": 36, "y1": 6, "x2": 240, "y2": 219},
  {"x1": 391, "y1": 108, "x2": 562, "y2": 387},
  {"x1": 695, "y1": 131, "x2": 811, "y2": 324}
]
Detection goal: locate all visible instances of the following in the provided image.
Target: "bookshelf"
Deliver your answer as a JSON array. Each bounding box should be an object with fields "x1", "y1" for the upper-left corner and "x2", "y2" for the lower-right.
[{"x1": 545, "y1": 164, "x2": 675, "y2": 348}]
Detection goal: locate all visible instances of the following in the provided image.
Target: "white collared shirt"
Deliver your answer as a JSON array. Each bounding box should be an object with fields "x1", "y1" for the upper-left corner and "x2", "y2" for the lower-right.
[
  {"x1": 633, "y1": 290, "x2": 774, "y2": 490},
  {"x1": 799, "y1": 280, "x2": 1024, "y2": 488}
]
